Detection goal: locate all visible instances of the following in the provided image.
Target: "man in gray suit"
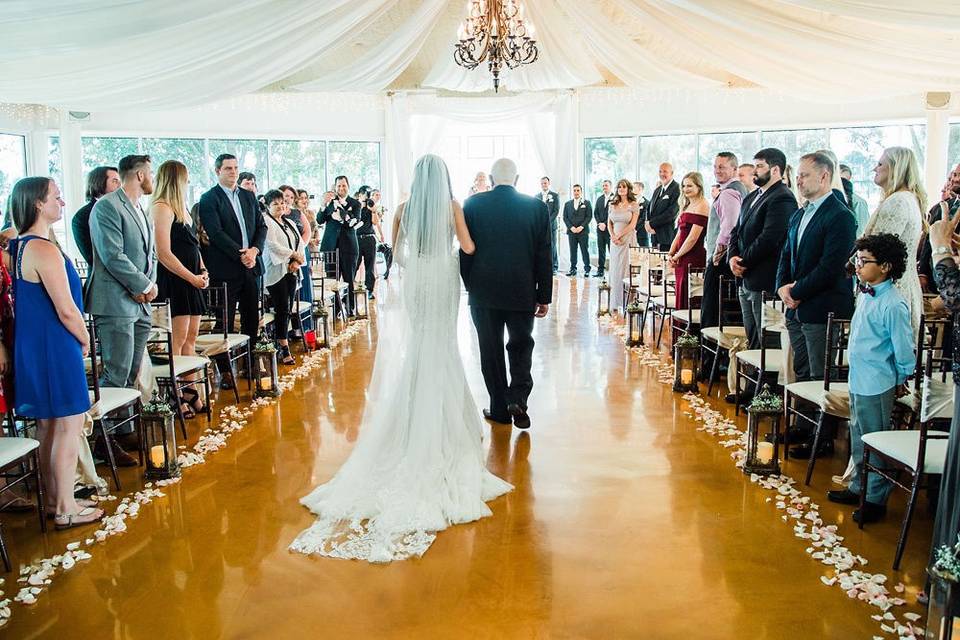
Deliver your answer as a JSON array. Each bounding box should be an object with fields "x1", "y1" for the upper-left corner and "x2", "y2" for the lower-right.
[{"x1": 87, "y1": 154, "x2": 158, "y2": 404}]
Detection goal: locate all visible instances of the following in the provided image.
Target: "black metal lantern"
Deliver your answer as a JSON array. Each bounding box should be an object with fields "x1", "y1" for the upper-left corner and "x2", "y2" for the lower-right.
[
  {"x1": 672, "y1": 333, "x2": 700, "y2": 393},
  {"x1": 626, "y1": 300, "x2": 643, "y2": 347},
  {"x1": 743, "y1": 384, "x2": 783, "y2": 476},
  {"x1": 353, "y1": 283, "x2": 369, "y2": 320},
  {"x1": 927, "y1": 536, "x2": 960, "y2": 639},
  {"x1": 143, "y1": 392, "x2": 180, "y2": 480},
  {"x1": 253, "y1": 334, "x2": 280, "y2": 397},
  {"x1": 312, "y1": 306, "x2": 330, "y2": 349},
  {"x1": 597, "y1": 279, "x2": 611, "y2": 317}
]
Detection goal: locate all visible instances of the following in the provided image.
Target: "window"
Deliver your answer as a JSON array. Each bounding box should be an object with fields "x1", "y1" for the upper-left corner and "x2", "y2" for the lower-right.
[
  {"x1": 696, "y1": 131, "x2": 761, "y2": 178},
  {"x1": 829, "y1": 124, "x2": 926, "y2": 209},
  {"x1": 0, "y1": 134, "x2": 27, "y2": 225},
  {"x1": 584, "y1": 137, "x2": 637, "y2": 201},
  {"x1": 327, "y1": 141, "x2": 381, "y2": 192},
  {"x1": 760, "y1": 129, "x2": 829, "y2": 169},
  {"x1": 208, "y1": 139, "x2": 268, "y2": 187},
  {"x1": 269, "y1": 140, "x2": 327, "y2": 195},
  {"x1": 141, "y1": 137, "x2": 207, "y2": 204},
  {"x1": 949, "y1": 122, "x2": 960, "y2": 172},
  {"x1": 48, "y1": 135, "x2": 62, "y2": 188},
  {"x1": 438, "y1": 130, "x2": 543, "y2": 203},
  {"x1": 81, "y1": 136, "x2": 138, "y2": 175},
  {"x1": 638, "y1": 134, "x2": 697, "y2": 193}
]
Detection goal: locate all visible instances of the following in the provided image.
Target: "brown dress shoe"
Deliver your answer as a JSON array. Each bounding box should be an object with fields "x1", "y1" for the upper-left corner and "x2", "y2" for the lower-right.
[{"x1": 94, "y1": 435, "x2": 139, "y2": 468}]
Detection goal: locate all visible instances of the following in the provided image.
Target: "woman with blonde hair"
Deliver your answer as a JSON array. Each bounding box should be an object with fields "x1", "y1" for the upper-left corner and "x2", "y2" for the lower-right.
[
  {"x1": 668, "y1": 172, "x2": 710, "y2": 309},
  {"x1": 862, "y1": 146, "x2": 926, "y2": 334},
  {"x1": 152, "y1": 160, "x2": 208, "y2": 417}
]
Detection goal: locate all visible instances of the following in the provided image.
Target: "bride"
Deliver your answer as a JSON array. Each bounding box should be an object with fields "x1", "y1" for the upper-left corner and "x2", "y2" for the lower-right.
[{"x1": 290, "y1": 155, "x2": 513, "y2": 563}]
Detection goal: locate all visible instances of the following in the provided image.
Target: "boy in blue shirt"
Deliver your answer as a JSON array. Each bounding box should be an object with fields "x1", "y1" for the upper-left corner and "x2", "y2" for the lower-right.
[{"x1": 827, "y1": 233, "x2": 916, "y2": 524}]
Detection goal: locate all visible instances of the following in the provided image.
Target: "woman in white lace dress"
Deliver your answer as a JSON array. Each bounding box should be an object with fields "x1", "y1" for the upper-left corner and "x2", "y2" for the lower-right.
[{"x1": 862, "y1": 146, "x2": 927, "y2": 336}]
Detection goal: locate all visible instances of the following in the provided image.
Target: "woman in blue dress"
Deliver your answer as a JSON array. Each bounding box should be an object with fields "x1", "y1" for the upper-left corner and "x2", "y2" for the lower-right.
[{"x1": 8, "y1": 177, "x2": 103, "y2": 530}]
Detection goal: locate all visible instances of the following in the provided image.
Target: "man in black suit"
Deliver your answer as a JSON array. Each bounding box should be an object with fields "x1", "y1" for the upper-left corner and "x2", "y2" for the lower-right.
[
  {"x1": 563, "y1": 184, "x2": 592, "y2": 277},
  {"x1": 776, "y1": 151, "x2": 856, "y2": 385},
  {"x1": 633, "y1": 181, "x2": 650, "y2": 247},
  {"x1": 72, "y1": 165, "x2": 120, "y2": 265},
  {"x1": 536, "y1": 176, "x2": 560, "y2": 275},
  {"x1": 646, "y1": 163, "x2": 680, "y2": 250},
  {"x1": 462, "y1": 158, "x2": 552, "y2": 429},
  {"x1": 198, "y1": 153, "x2": 268, "y2": 344},
  {"x1": 728, "y1": 148, "x2": 795, "y2": 350},
  {"x1": 318, "y1": 175, "x2": 362, "y2": 315},
  {"x1": 593, "y1": 179, "x2": 613, "y2": 277}
]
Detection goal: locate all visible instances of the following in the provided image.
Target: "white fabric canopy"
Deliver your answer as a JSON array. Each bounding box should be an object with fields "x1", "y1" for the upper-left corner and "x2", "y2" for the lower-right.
[{"x1": 1, "y1": 0, "x2": 959, "y2": 109}]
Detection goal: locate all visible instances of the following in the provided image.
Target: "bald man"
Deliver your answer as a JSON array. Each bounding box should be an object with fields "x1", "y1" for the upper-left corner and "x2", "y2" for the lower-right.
[{"x1": 646, "y1": 163, "x2": 680, "y2": 250}]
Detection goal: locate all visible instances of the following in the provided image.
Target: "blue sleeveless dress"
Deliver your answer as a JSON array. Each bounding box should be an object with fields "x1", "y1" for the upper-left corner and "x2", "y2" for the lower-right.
[{"x1": 11, "y1": 235, "x2": 90, "y2": 419}]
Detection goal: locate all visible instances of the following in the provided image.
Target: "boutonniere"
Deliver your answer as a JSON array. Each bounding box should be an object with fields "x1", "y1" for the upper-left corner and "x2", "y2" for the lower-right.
[{"x1": 546, "y1": 194, "x2": 554, "y2": 203}]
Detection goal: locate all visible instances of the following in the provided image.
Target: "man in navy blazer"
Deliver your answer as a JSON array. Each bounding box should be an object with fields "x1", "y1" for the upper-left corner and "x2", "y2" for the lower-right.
[
  {"x1": 462, "y1": 159, "x2": 552, "y2": 429},
  {"x1": 198, "y1": 153, "x2": 267, "y2": 343},
  {"x1": 776, "y1": 152, "x2": 856, "y2": 384}
]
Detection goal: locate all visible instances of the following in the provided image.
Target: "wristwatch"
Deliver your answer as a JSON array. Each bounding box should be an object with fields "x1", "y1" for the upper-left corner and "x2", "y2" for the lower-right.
[{"x1": 932, "y1": 246, "x2": 953, "y2": 257}]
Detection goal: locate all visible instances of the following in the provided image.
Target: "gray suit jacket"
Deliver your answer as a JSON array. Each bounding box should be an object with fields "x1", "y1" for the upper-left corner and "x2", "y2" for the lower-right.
[{"x1": 85, "y1": 188, "x2": 157, "y2": 318}]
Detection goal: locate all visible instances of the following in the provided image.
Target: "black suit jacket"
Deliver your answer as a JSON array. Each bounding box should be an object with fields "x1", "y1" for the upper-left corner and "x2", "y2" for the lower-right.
[
  {"x1": 461, "y1": 185, "x2": 553, "y2": 312},
  {"x1": 71, "y1": 199, "x2": 96, "y2": 265},
  {"x1": 647, "y1": 180, "x2": 681, "y2": 243},
  {"x1": 198, "y1": 184, "x2": 267, "y2": 281},
  {"x1": 318, "y1": 196, "x2": 362, "y2": 256},
  {"x1": 728, "y1": 182, "x2": 795, "y2": 294},
  {"x1": 775, "y1": 193, "x2": 856, "y2": 323},
  {"x1": 562, "y1": 199, "x2": 592, "y2": 234},
  {"x1": 634, "y1": 196, "x2": 650, "y2": 233},
  {"x1": 534, "y1": 190, "x2": 560, "y2": 221},
  {"x1": 594, "y1": 194, "x2": 612, "y2": 234}
]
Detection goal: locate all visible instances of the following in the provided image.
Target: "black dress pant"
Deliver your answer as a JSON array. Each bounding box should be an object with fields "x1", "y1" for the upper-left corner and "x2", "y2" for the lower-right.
[
  {"x1": 699, "y1": 258, "x2": 732, "y2": 329},
  {"x1": 339, "y1": 250, "x2": 358, "y2": 315},
  {"x1": 567, "y1": 233, "x2": 590, "y2": 272},
  {"x1": 596, "y1": 229, "x2": 610, "y2": 274},
  {"x1": 216, "y1": 269, "x2": 260, "y2": 340},
  {"x1": 357, "y1": 234, "x2": 377, "y2": 292},
  {"x1": 470, "y1": 306, "x2": 535, "y2": 420},
  {"x1": 267, "y1": 272, "x2": 296, "y2": 340}
]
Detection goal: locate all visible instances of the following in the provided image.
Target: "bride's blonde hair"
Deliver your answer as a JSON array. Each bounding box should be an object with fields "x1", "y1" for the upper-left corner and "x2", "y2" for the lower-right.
[{"x1": 879, "y1": 146, "x2": 928, "y2": 215}]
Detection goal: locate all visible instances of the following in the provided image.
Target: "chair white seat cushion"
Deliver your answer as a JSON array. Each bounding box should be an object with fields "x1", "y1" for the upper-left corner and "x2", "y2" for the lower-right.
[
  {"x1": 785, "y1": 381, "x2": 850, "y2": 418},
  {"x1": 195, "y1": 333, "x2": 249, "y2": 357},
  {"x1": 294, "y1": 300, "x2": 312, "y2": 314},
  {"x1": 89, "y1": 387, "x2": 141, "y2": 419},
  {"x1": 862, "y1": 430, "x2": 950, "y2": 474},
  {"x1": 670, "y1": 309, "x2": 701, "y2": 325},
  {"x1": 651, "y1": 295, "x2": 675, "y2": 311},
  {"x1": 636, "y1": 284, "x2": 664, "y2": 298},
  {"x1": 701, "y1": 326, "x2": 747, "y2": 349},
  {"x1": 622, "y1": 277, "x2": 637, "y2": 290},
  {"x1": 736, "y1": 349, "x2": 785, "y2": 372},
  {"x1": 152, "y1": 355, "x2": 210, "y2": 379},
  {"x1": 260, "y1": 312, "x2": 275, "y2": 328},
  {"x1": 0, "y1": 437, "x2": 40, "y2": 466}
]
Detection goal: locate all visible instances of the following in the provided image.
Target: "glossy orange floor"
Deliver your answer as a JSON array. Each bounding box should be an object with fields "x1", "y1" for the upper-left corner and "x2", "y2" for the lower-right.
[{"x1": 3, "y1": 278, "x2": 939, "y2": 639}]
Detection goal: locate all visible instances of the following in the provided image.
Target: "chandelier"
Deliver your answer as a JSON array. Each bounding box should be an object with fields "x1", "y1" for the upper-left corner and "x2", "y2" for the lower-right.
[{"x1": 454, "y1": 0, "x2": 539, "y2": 93}]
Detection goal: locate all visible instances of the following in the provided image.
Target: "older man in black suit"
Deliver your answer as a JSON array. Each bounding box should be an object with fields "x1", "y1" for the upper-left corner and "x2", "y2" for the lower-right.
[
  {"x1": 318, "y1": 175, "x2": 362, "y2": 315},
  {"x1": 462, "y1": 158, "x2": 553, "y2": 429},
  {"x1": 646, "y1": 163, "x2": 680, "y2": 250},
  {"x1": 198, "y1": 153, "x2": 267, "y2": 345}
]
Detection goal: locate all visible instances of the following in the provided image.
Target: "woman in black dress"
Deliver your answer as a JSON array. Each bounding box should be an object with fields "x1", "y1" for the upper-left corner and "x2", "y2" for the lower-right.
[{"x1": 152, "y1": 160, "x2": 208, "y2": 417}]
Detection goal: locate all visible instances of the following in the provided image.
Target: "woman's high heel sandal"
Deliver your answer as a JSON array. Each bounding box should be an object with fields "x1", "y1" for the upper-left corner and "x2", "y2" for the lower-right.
[{"x1": 279, "y1": 345, "x2": 295, "y2": 366}]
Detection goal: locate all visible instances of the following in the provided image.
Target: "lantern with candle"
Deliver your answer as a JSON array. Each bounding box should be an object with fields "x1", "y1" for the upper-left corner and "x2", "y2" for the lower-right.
[
  {"x1": 742, "y1": 384, "x2": 783, "y2": 476},
  {"x1": 312, "y1": 305, "x2": 331, "y2": 349},
  {"x1": 142, "y1": 391, "x2": 180, "y2": 480},
  {"x1": 672, "y1": 332, "x2": 700, "y2": 393},
  {"x1": 597, "y1": 279, "x2": 611, "y2": 317},
  {"x1": 253, "y1": 333, "x2": 280, "y2": 398},
  {"x1": 626, "y1": 300, "x2": 644, "y2": 347},
  {"x1": 353, "y1": 283, "x2": 369, "y2": 320}
]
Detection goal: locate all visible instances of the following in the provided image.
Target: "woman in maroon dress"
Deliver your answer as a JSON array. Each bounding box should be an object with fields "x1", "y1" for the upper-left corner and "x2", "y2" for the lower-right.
[{"x1": 668, "y1": 172, "x2": 710, "y2": 309}]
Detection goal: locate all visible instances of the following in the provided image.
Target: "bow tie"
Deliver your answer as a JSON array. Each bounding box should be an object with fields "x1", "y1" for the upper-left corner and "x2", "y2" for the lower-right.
[{"x1": 858, "y1": 283, "x2": 875, "y2": 297}]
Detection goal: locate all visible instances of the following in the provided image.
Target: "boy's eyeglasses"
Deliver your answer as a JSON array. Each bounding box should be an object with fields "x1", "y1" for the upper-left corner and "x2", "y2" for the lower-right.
[{"x1": 854, "y1": 257, "x2": 879, "y2": 267}]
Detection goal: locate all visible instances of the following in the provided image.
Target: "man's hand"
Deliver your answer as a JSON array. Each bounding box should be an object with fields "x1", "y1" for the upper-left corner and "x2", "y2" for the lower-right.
[
  {"x1": 777, "y1": 282, "x2": 799, "y2": 309},
  {"x1": 929, "y1": 206, "x2": 960, "y2": 254},
  {"x1": 729, "y1": 256, "x2": 746, "y2": 277},
  {"x1": 712, "y1": 243, "x2": 726, "y2": 266},
  {"x1": 323, "y1": 191, "x2": 335, "y2": 206},
  {"x1": 644, "y1": 221, "x2": 654, "y2": 234},
  {"x1": 534, "y1": 303, "x2": 549, "y2": 318},
  {"x1": 145, "y1": 284, "x2": 159, "y2": 302},
  {"x1": 895, "y1": 383, "x2": 911, "y2": 398},
  {"x1": 598, "y1": 222, "x2": 606, "y2": 232},
  {"x1": 240, "y1": 247, "x2": 258, "y2": 269}
]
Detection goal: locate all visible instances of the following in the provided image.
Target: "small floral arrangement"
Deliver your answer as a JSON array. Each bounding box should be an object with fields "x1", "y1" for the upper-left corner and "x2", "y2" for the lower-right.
[
  {"x1": 254, "y1": 334, "x2": 276, "y2": 352},
  {"x1": 598, "y1": 279, "x2": 610, "y2": 290},
  {"x1": 626, "y1": 300, "x2": 643, "y2": 313},
  {"x1": 143, "y1": 391, "x2": 172, "y2": 416},
  {"x1": 932, "y1": 534, "x2": 960, "y2": 583},
  {"x1": 674, "y1": 333, "x2": 699, "y2": 349},
  {"x1": 748, "y1": 384, "x2": 783, "y2": 413}
]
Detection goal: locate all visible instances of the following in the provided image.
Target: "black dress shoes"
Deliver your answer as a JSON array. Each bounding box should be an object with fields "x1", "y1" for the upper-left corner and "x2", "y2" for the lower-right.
[
  {"x1": 853, "y1": 502, "x2": 887, "y2": 524},
  {"x1": 507, "y1": 403, "x2": 531, "y2": 429},
  {"x1": 482, "y1": 409, "x2": 511, "y2": 424},
  {"x1": 565, "y1": 270, "x2": 577, "y2": 277},
  {"x1": 788, "y1": 441, "x2": 834, "y2": 460},
  {"x1": 827, "y1": 489, "x2": 860, "y2": 505}
]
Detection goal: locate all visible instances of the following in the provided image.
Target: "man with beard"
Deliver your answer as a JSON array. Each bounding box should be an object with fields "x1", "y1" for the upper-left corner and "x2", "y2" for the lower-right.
[{"x1": 319, "y1": 175, "x2": 362, "y2": 315}]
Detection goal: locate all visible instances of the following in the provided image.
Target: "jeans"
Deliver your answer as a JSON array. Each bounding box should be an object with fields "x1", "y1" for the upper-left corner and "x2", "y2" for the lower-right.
[
  {"x1": 785, "y1": 314, "x2": 828, "y2": 381},
  {"x1": 848, "y1": 390, "x2": 895, "y2": 504},
  {"x1": 738, "y1": 286, "x2": 774, "y2": 349}
]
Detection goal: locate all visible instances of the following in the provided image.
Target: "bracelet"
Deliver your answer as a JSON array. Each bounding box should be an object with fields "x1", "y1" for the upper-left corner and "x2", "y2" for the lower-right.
[{"x1": 932, "y1": 246, "x2": 952, "y2": 257}]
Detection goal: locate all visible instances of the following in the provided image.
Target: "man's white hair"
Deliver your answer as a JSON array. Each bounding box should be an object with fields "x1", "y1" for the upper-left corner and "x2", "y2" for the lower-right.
[{"x1": 490, "y1": 158, "x2": 518, "y2": 186}]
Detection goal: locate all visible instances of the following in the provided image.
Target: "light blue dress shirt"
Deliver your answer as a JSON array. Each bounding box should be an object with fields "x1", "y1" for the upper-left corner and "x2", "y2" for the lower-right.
[
  {"x1": 848, "y1": 279, "x2": 916, "y2": 396},
  {"x1": 219, "y1": 184, "x2": 249, "y2": 248},
  {"x1": 796, "y1": 191, "x2": 833, "y2": 245}
]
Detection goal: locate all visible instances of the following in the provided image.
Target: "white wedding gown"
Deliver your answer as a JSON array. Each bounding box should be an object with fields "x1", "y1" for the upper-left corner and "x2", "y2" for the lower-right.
[{"x1": 290, "y1": 155, "x2": 512, "y2": 563}]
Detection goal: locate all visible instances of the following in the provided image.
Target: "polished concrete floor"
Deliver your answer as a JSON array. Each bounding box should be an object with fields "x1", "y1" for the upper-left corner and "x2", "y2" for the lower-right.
[{"x1": 3, "y1": 278, "x2": 937, "y2": 639}]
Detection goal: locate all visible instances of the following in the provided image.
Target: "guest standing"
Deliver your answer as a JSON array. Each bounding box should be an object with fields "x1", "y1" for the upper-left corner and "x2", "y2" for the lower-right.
[
  {"x1": 319, "y1": 176, "x2": 362, "y2": 315},
  {"x1": 536, "y1": 177, "x2": 560, "y2": 275},
  {"x1": 861, "y1": 147, "x2": 927, "y2": 336},
  {"x1": 280, "y1": 185, "x2": 312, "y2": 334},
  {"x1": 700, "y1": 152, "x2": 747, "y2": 329},
  {"x1": 646, "y1": 163, "x2": 680, "y2": 251},
  {"x1": 594, "y1": 179, "x2": 613, "y2": 278},
  {"x1": 563, "y1": 184, "x2": 592, "y2": 277},
  {"x1": 296, "y1": 188, "x2": 319, "y2": 327},
  {"x1": 198, "y1": 154, "x2": 267, "y2": 347},
  {"x1": 607, "y1": 180, "x2": 639, "y2": 313},
  {"x1": 668, "y1": 172, "x2": 709, "y2": 310},
  {"x1": 356, "y1": 189, "x2": 381, "y2": 298},
  {"x1": 468, "y1": 171, "x2": 490, "y2": 196},
  {"x1": 919, "y1": 166, "x2": 960, "y2": 294},
  {"x1": 839, "y1": 164, "x2": 871, "y2": 235},
  {"x1": 71, "y1": 166, "x2": 120, "y2": 265},
  {"x1": 8, "y1": 177, "x2": 103, "y2": 529},
  {"x1": 633, "y1": 181, "x2": 649, "y2": 248},
  {"x1": 738, "y1": 164, "x2": 757, "y2": 193},
  {"x1": 152, "y1": 160, "x2": 208, "y2": 417},
  {"x1": 263, "y1": 190, "x2": 305, "y2": 365}
]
